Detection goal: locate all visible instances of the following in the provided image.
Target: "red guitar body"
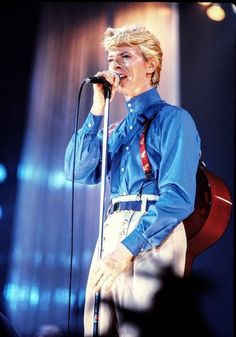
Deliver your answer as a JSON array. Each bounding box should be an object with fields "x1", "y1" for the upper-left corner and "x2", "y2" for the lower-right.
[{"x1": 183, "y1": 164, "x2": 232, "y2": 276}]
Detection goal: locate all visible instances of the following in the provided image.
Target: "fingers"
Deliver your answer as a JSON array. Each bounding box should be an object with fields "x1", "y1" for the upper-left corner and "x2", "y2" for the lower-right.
[
  {"x1": 95, "y1": 71, "x2": 119, "y2": 87},
  {"x1": 89, "y1": 246, "x2": 133, "y2": 293},
  {"x1": 111, "y1": 72, "x2": 120, "y2": 87},
  {"x1": 90, "y1": 264, "x2": 103, "y2": 291},
  {"x1": 103, "y1": 275, "x2": 115, "y2": 292},
  {"x1": 90, "y1": 260, "x2": 118, "y2": 293},
  {"x1": 92, "y1": 273, "x2": 107, "y2": 293},
  {"x1": 93, "y1": 273, "x2": 115, "y2": 293},
  {"x1": 91, "y1": 70, "x2": 119, "y2": 105}
]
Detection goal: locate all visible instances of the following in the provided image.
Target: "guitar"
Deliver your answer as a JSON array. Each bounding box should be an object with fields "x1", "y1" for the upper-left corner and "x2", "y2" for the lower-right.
[{"x1": 183, "y1": 162, "x2": 232, "y2": 276}]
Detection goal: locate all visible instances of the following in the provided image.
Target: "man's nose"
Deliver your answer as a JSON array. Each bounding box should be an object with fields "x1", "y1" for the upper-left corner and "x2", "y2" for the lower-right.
[{"x1": 111, "y1": 58, "x2": 123, "y2": 69}]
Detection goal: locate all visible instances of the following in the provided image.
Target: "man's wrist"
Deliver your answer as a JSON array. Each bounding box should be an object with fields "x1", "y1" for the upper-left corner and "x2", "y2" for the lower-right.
[{"x1": 116, "y1": 243, "x2": 134, "y2": 261}]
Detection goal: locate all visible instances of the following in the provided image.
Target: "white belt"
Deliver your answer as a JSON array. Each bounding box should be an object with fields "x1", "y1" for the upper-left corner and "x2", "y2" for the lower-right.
[{"x1": 109, "y1": 194, "x2": 159, "y2": 214}]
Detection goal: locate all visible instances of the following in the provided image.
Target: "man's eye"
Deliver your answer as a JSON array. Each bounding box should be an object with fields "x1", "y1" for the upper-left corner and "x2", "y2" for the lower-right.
[{"x1": 123, "y1": 55, "x2": 130, "y2": 59}]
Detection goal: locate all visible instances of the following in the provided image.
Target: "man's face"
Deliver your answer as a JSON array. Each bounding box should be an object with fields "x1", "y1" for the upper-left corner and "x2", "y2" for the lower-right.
[{"x1": 108, "y1": 46, "x2": 153, "y2": 99}]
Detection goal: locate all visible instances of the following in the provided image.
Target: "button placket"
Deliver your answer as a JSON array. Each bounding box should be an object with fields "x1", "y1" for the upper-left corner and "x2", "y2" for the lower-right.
[{"x1": 120, "y1": 145, "x2": 128, "y2": 175}]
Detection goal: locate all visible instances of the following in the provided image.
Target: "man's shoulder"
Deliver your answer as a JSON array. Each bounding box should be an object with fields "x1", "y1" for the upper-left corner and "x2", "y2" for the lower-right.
[{"x1": 158, "y1": 102, "x2": 193, "y2": 121}]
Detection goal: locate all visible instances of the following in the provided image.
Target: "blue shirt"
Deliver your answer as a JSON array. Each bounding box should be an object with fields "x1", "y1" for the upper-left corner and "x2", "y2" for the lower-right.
[{"x1": 64, "y1": 87, "x2": 201, "y2": 256}]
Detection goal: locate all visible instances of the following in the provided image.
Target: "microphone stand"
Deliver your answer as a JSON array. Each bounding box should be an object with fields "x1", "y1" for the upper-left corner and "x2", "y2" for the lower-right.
[{"x1": 93, "y1": 83, "x2": 112, "y2": 337}]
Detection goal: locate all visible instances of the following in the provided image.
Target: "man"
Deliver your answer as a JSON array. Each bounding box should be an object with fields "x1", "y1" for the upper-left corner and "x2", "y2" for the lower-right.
[{"x1": 65, "y1": 24, "x2": 201, "y2": 337}]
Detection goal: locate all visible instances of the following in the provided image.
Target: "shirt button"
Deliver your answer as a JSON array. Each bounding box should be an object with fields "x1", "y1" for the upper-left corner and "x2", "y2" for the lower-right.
[
  {"x1": 129, "y1": 125, "x2": 133, "y2": 130},
  {"x1": 88, "y1": 123, "x2": 92, "y2": 128},
  {"x1": 128, "y1": 103, "x2": 131, "y2": 107},
  {"x1": 129, "y1": 108, "x2": 134, "y2": 112},
  {"x1": 121, "y1": 168, "x2": 125, "y2": 172},
  {"x1": 125, "y1": 146, "x2": 129, "y2": 151}
]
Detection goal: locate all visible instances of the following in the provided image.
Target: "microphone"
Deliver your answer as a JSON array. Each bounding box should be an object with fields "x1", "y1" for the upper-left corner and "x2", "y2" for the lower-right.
[{"x1": 83, "y1": 73, "x2": 120, "y2": 86}]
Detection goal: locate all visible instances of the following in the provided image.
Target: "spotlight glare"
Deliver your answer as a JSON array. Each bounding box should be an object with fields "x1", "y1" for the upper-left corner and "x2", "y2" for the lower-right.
[
  {"x1": 232, "y1": 4, "x2": 236, "y2": 14},
  {"x1": 0, "y1": 163, "x2": 7, "y2": 183},
  {"x1": 206, "y1": 3, "x2": 226, "y2": 21},
  {"x1": 198, "y1": 2, "x2": 213, "y2": 6}
]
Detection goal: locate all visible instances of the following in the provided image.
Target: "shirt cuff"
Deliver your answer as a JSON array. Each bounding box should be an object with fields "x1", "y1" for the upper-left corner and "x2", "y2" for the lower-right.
[
  {"x1": 81, "y1": 112, "x2": 103, "y2": 134},
  {"x1": 121, "y1": 228, "x2": 152, "y2": 256}
]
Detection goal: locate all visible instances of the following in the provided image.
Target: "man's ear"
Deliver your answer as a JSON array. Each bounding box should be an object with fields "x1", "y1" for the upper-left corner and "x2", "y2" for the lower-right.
[{"x1": 146, "y1": 58, "x2": 158, "y2": 74}]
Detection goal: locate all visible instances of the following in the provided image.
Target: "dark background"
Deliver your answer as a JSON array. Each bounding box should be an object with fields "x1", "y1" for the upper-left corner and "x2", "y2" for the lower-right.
[{"x1": 0, "y1": 2, "x2": 235, "y2": 337}]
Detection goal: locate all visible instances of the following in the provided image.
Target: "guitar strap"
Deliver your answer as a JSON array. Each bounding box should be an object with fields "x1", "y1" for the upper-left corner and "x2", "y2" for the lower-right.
[
  {"x1": 139, "y1": 112, "x2": 158, "y2": 180},
  {"x1": 139, "y1": 110, "x2": 203, "y2": 180}
]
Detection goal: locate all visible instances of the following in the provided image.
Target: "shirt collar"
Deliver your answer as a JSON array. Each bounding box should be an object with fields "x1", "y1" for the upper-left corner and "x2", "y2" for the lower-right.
[{"x1": 125, "y1": 87, "x2": 162, "y2": 124}]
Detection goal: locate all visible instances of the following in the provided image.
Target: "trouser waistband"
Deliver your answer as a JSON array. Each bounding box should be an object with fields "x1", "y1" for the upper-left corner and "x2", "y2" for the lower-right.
[{"x1": 108, "y1": 194, "x2": 159, "y2": 214}]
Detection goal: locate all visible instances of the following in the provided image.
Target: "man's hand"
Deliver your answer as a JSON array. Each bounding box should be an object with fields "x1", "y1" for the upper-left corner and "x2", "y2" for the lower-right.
[
  {"x1": 90, "y1": 71, "x2": 120, "y2": 116},
  {"x1": 90, "y1": 243, "x2": 133, "y2": 292}
]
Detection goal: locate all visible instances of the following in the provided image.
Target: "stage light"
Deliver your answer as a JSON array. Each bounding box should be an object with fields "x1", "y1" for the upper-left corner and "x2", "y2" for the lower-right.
[
  {"x1": 48, "y1": 170, "x2": 66, "y2": 189},
  {"x1": 198, "y1": 2, "x2": 213, "y2": 6},
  {"x1": 17, "y1": 163, "x2": 34, "y2": 181},
  {"x1": 29, "y1": 286, "x2": 39, "y2": 306},
  {"x1": 231, "y1": 3, "x2": 236, "y2": 14},
  {"x1": 198, "y1": 2, "x2": 227, "y2": 22},
  {"x1": 0, "y1": 163, "x2": 7, "y2": 183},
  {"x1": 206, "y1": 3, "x2": 225, "y2": 21}
]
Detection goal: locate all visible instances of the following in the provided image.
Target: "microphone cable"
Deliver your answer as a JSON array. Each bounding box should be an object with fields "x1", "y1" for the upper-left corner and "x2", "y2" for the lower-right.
[{"x1": 67, "y1": 79, "x2": 87, "y2": 337}]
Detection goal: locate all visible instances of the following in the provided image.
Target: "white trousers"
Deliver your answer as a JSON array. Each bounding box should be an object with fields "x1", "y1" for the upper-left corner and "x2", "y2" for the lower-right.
[{"x1": 84, "y1": 196, "x2": 187, "y2": 337}]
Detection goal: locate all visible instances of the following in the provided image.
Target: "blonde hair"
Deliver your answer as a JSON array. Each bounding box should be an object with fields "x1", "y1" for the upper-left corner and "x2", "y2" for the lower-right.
[{"x1": 102, "y1": 24, "x2": 163, "y2": 86}]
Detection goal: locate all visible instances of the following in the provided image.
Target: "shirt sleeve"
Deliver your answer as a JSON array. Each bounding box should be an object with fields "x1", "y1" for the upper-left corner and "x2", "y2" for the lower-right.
[
  {"x1": 64, "y1": 112, "x2": 103, "y2": 184},
  {"x1": 121, "y1": 107, "x2": 201, "y2": 256}
]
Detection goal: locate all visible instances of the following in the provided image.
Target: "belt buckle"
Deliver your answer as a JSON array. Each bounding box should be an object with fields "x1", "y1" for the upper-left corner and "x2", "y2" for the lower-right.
[
  {"x1": 136, "y1": 194, "x2": 141, "y2": 201},
  {"x1": 107, "y1": 201, "x2": 120, "y2": 215}
]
